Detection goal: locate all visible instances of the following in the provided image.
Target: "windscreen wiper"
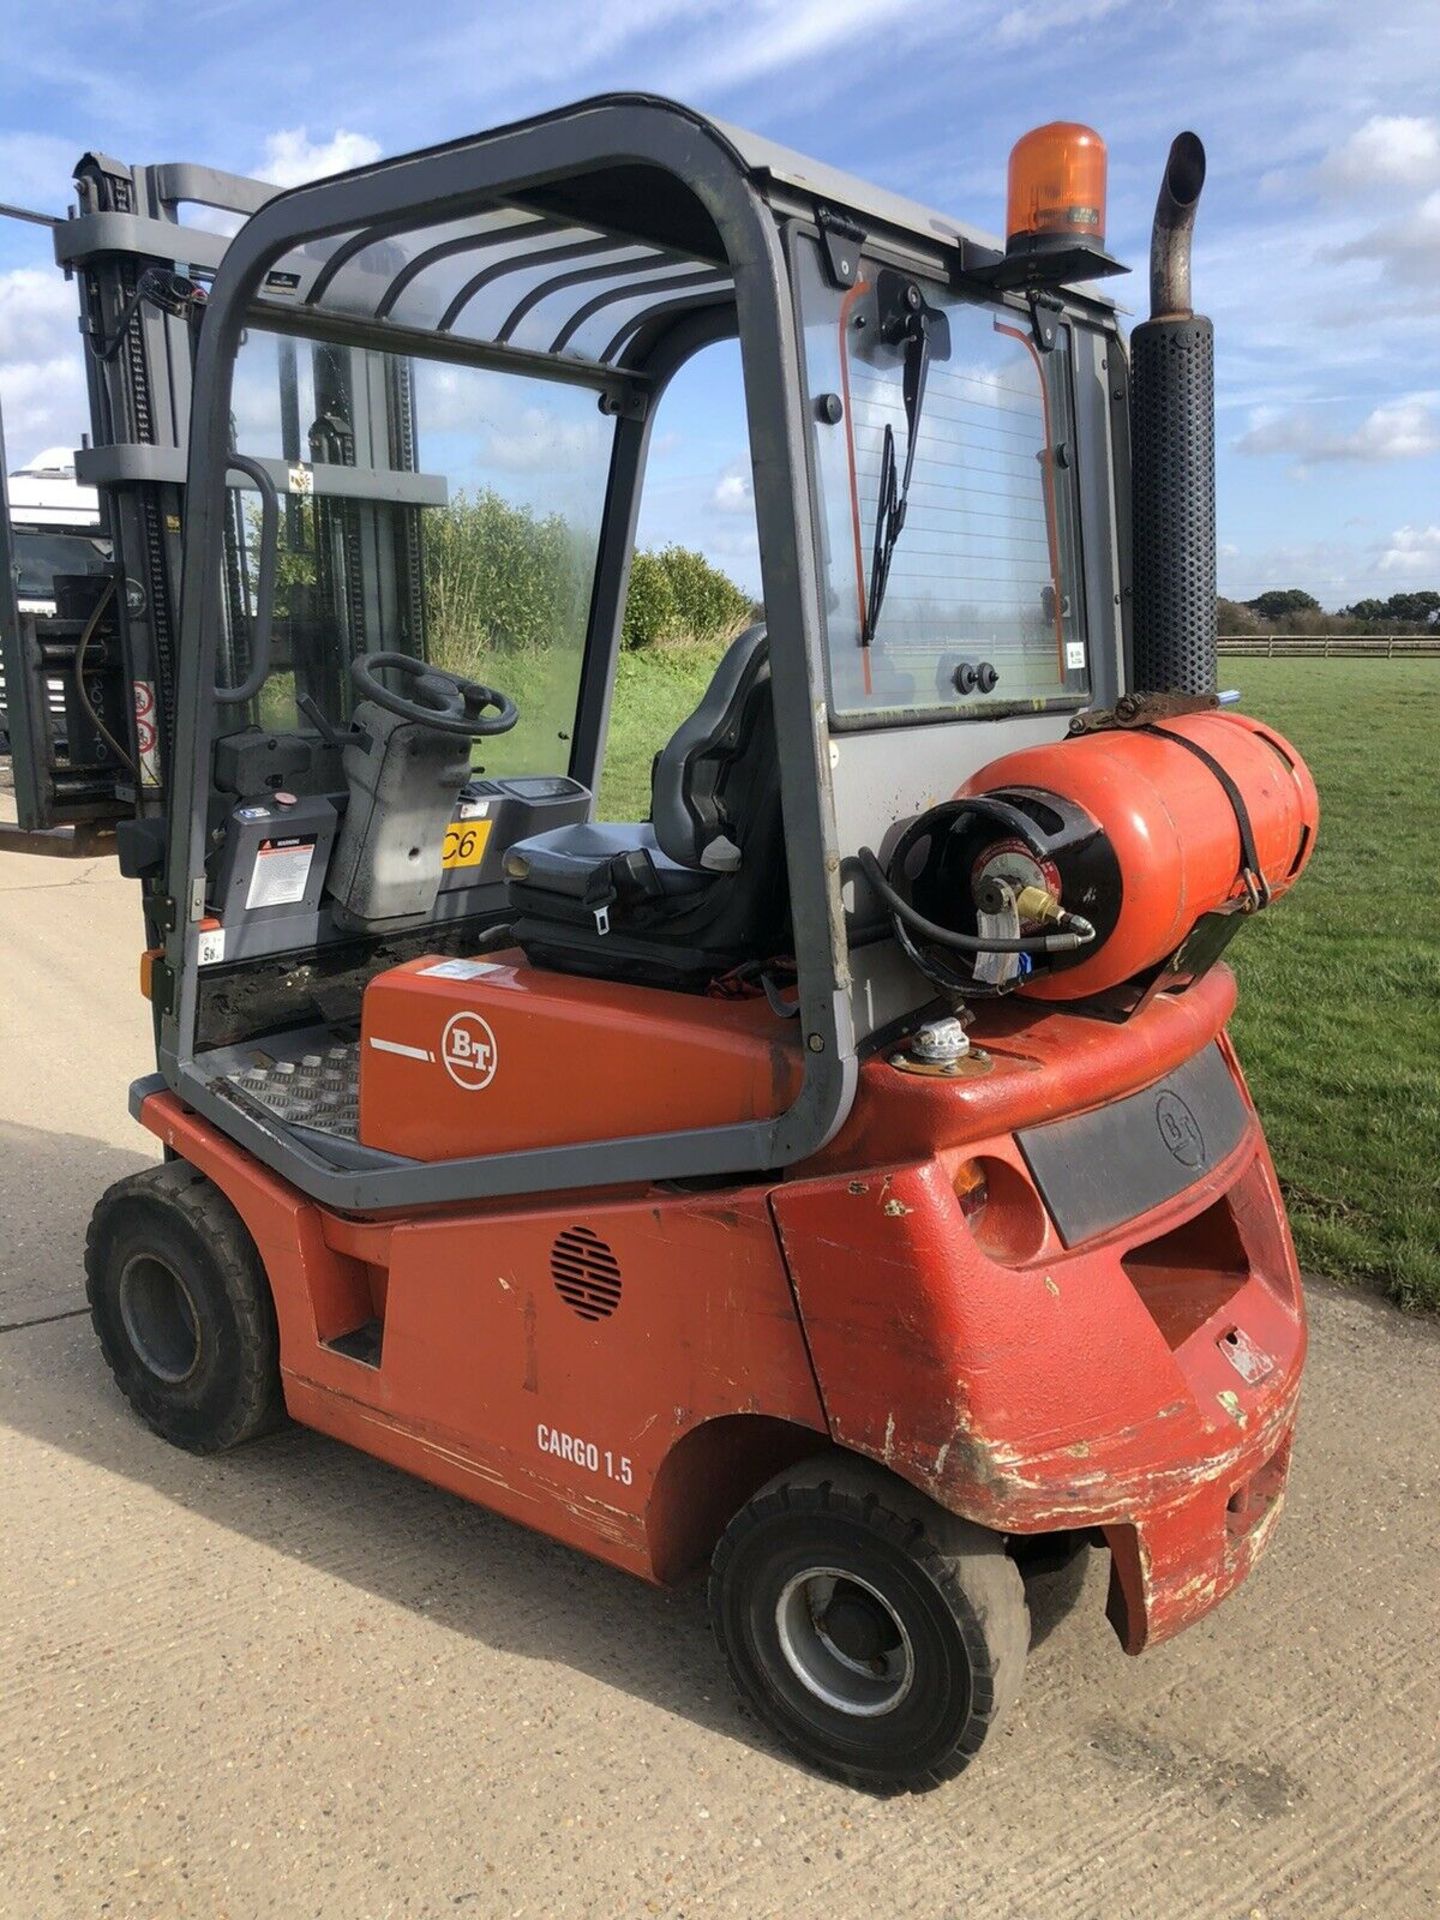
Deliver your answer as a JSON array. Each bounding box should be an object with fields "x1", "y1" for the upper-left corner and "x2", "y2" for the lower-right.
[
  {"x1": 865, "y1": 423, "x2": 902, "y2": 644},
  {"x1": 864, "y1": 270, "x2": 950, "y2": 645}
]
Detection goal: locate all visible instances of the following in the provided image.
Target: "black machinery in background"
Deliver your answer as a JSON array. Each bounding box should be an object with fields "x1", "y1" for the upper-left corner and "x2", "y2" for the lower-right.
[{"x1": 0, "y1": 157, "x2": 434, "y2": 860}]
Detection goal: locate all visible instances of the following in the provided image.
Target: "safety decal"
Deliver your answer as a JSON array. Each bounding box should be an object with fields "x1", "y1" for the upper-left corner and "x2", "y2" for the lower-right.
[
  {"x1": 418, "y1": 958, "x2": 500, "y2": 981},
  {"x1": 133, "y1": 680, "x2": 161, "y2": 789},
  {"x1": 245, "y1": 836, "x2": 315, "y2": 911}
]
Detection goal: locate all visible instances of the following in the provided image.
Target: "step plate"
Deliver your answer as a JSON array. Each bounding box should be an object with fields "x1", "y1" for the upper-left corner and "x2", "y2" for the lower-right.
[{"x1": 222, "y1": 1041, "x2": 361, "y2": 1139}]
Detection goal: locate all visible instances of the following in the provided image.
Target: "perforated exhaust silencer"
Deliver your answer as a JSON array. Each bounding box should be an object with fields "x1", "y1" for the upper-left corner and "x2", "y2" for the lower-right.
[{"x1": 1131, "y1": 132, "x2": 1216, "y2": 696}]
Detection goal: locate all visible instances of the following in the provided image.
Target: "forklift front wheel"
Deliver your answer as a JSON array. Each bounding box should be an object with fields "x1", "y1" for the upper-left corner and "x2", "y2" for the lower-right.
[
  {"x1": 85, "y1": 1162, "x2": 285, "y2": 1454},
  {"x1": 709, "y1": 1455, "x2": 1028, "y2": 1792}
]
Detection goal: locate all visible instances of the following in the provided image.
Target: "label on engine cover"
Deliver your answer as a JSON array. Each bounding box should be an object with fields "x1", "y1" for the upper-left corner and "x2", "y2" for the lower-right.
[
  {"x1": 418, "y1": 958, "x2": 501, "y2": 981},
  {"x1": 245, "y1": 835, "x2": 316, "y2": 911}
]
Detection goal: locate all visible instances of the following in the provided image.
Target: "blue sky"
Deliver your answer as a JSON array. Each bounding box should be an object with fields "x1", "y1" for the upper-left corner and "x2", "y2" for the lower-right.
[{"x1": 1, "y1": 0, "x2": 1437, "y2": 607}]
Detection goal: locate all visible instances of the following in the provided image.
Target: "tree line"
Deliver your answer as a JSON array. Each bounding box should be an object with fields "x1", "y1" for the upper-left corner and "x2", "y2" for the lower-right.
[{"x1": 1219, "y1": 588, "x2": 1440, "y2": 636}]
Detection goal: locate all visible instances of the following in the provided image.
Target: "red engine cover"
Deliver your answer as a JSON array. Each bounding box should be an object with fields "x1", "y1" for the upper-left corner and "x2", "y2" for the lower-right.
[{"x1": 959, "y1": 711, "x2": 1319, "y2": 1000}]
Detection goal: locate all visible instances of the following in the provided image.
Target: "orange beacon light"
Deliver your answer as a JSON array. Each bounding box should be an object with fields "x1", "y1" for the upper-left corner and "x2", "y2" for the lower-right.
[{"x1": 1007, "y1": 121, "x2": 1108, "y2": 252}]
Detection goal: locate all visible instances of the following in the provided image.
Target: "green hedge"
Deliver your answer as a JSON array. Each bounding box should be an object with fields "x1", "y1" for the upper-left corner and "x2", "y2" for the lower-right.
[{"x1": 622, "y1": 544, "x2": 751, "y2": 649}]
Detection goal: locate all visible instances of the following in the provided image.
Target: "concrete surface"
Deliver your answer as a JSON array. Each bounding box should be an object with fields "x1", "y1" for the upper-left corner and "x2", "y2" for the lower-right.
[{"x1": 1, "y1": 828, "x2": 1437, "y2": 1920}]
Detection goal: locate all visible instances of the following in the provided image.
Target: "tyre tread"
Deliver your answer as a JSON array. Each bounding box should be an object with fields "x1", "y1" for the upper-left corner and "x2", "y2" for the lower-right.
[
  {"x1": 709, "y1": 1452, "x2": 1028, "y2": 1791},
  {"x1": 84, "y1": 1162, "x2": 284, "y2": 1453}
]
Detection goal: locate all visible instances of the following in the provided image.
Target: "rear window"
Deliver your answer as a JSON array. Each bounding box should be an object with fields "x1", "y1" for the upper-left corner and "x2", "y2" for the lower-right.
[{"x1": 795, "y1": 237, "x2": 1087, "y2": 724}]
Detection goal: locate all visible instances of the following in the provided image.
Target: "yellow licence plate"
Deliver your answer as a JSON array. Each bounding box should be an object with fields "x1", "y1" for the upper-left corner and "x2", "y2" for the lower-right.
[{"x1": 441, "y1": 819, "x2": 493, "y2": 870}]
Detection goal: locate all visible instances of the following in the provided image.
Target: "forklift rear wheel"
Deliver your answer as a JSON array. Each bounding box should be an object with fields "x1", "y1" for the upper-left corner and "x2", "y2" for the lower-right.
[
  {"x1": 709, "y1": 1455, "x2": 1028, "y2": 1792},
  {"x1": 85, "y1": 1161, "x2": 285, "y2": 1454}
]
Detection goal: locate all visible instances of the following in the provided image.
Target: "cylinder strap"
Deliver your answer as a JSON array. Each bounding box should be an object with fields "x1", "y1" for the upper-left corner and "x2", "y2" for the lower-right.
[{"x1": 1141, "y1": 724, "x2": 1271, "y2": 910}]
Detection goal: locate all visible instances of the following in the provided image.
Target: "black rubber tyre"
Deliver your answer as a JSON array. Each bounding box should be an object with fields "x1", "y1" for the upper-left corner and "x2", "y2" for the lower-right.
[
  {"x1": 709, "y1": 1454, "x2": 1028, "y2": 1792},
  {"x1": 84, "y1": 1161, "x2": 285, "y2": 1453}
]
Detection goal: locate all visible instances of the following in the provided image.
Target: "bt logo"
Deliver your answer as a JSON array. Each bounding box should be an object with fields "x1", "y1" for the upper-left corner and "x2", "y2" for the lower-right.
[{"x1": 442, "y1": 1012, "x2": 498, "y2": 1091}]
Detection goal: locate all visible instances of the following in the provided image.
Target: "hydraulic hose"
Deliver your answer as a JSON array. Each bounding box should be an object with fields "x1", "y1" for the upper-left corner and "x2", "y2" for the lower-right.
[
  {"x1": 71, "y1": 575, "x2": 136, "y2": 775},
  {"x1": 856, "y1": 846, "x2": 1094, "y2": 955}
]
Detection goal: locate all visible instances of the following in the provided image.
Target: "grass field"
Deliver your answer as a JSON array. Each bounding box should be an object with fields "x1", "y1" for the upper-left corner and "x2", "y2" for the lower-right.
[
  {"x1": 597, "y1": 647, "x2": 1440, "y2": 1309},
  {"x1": 595, "y1": 640, "x2": 725, "y2": 819},
  {"x1": 1222, "y1": 659, "x2": 1440, "y2": 1308}
]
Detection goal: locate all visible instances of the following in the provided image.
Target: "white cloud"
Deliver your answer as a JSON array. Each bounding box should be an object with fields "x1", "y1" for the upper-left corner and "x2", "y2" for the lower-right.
[
  {"x1": 1235, "y1": 393, "x2": 1440, "y2": 464},
  {"x1": 707, "y1": 522, "x2": 760, "y2": 564},
  {"x1": 660, "y1": 0, "x2": 912, "y2": 96},
  {"x1": 1335, "y1": 187, "x2": 1440, "y2": 289},
  {"x1": 0, "y1": 268, "x2": 88, "y2": 458},
  {"x1": 1378, "y1": 525, "x2": 1440, "y2": 577},
  {"x1": 992, "y1": 0, "x2": 1126, "y2": 49},
  {"x1": 482, "y1": 408, "x2": 608, "y2": 472},
  {"x1": 1318, "y1": 115, "x2": 1440, "y2": 196},
  {"x1": 258, "y1": 127, "x2": 383, "y2": 189},
  {"x1": 1218, "y1": 535, "x2": 1377, "y2": 608},
  {"x1": 409, "y1": 0, "x2": 721, "y2": 99},
  {"x1": 0, "y1": 132, "x2": 83, "y2": 213},
  {"x1": 709, "y1": 465, "x2": 753, "y2": 514}
]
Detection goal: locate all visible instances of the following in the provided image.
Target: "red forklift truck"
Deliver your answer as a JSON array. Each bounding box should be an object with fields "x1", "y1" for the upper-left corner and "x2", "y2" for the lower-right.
[{"x1": 13, "y1": 100, "x2": 1317, "y2": 1790}]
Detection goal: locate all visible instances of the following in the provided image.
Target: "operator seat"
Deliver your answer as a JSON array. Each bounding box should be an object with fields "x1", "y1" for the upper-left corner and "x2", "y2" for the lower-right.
[{"x1": 504, "y1": 624, "x2": 789, "y2": 990}]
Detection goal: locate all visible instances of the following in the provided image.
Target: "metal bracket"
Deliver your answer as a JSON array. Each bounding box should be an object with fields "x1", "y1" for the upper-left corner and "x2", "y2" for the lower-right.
[
  {"x1": 1028, "y1": 291, "x2": 1064, "y2": 353},
  {"x1": 150, "y1": 958, "x2": 176, "y2": 1017},
  {"x1": 816, "y1": 204, "x2": 865, "y2": 289},
  {"x1": 1068, "y1": 691, "x2": 1219, "y2": 734},
  {"x1": 598, "y1": 386, "x2": 648, "y2": 422},
  {"x1": 966, "y1": 238, "x2": 1127, "y2": 297}
]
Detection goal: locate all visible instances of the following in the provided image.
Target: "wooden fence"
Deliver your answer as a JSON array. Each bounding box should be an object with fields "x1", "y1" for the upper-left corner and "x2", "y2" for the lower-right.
[{"x1": 1218, "y1": 634, "x2": 1440, "y2": 659}]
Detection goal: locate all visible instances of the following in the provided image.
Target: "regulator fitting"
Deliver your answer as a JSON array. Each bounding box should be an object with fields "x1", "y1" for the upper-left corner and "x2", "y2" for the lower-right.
[
  {"x1": 912, "y1": 1016, "x2": 971, "y2": 1065},
  {"x1": 888, "y1": 1014, "x2": 992, "y2": 1079}
]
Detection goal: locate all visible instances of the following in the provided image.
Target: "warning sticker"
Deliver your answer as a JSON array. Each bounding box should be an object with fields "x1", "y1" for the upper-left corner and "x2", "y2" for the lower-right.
[
  {"x1": 418, "y1": 958, "x2": 502, "y2": 981},
  {"x1": 1065, "y1": 640, "x2": 1086, "y2": 672},
  {"x1": 133, "y1": 680, "x2": 161, "y2": 788},
  {"x1": 246, "y1": 836, "x2": 316, "y2": 911}
]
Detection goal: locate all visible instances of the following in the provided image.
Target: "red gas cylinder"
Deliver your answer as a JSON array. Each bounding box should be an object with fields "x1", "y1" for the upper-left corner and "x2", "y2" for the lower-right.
[{"x1": 957, "y1": 711, "x2": 1318, "y2": 1000}]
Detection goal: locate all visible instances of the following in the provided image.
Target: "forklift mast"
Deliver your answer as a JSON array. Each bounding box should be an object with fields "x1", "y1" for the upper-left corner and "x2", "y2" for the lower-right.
[{"x1": 1, "y1": 158, "x2": 429, "y2": 859}]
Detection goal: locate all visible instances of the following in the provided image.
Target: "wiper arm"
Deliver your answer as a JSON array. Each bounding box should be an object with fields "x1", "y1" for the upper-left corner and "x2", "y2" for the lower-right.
[
  {"x1": 866, "y1": 424, "x2": 902, "y2": 643},
  {"x1": 863, "y1": 272, "x2": 950, "y2": 645}
]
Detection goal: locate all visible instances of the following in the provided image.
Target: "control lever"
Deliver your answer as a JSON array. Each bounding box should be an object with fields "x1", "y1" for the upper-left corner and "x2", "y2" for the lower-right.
[{"x1": 295, "y1": 691, "x2": 359, "y2": 750}]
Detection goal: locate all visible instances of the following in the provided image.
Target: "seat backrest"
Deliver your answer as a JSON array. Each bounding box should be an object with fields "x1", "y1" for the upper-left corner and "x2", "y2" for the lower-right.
[{"x1": 650, "y1": 624, "x2": 771, "y2": 873}]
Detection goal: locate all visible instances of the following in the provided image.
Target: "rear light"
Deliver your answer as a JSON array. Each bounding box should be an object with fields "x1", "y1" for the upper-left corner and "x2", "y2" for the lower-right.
[
  {"x1": 954, "y1": 1155, "x2": 1049, "y2": 1265},
  {"x1": 139, "y1": 946, "x2": 161, "y2": 1000},
  {"x1": 954, "y1": 1159, "x2": 989, "y2": 1220}
]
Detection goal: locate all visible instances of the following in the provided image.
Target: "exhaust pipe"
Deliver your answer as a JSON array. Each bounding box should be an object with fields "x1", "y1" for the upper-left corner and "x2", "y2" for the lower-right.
[
  {"x1": 1149, "y1": 130, "x2": 1206, "y2": 318},
  {"x1": 1130, "y1": 132, "x2": 1216, "y2": 695}
]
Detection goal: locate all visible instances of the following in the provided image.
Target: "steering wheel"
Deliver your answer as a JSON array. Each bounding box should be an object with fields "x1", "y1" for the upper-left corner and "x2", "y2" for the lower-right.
[{"x1": 350, "y1": 650, "x2": 519, "y2": 738}]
